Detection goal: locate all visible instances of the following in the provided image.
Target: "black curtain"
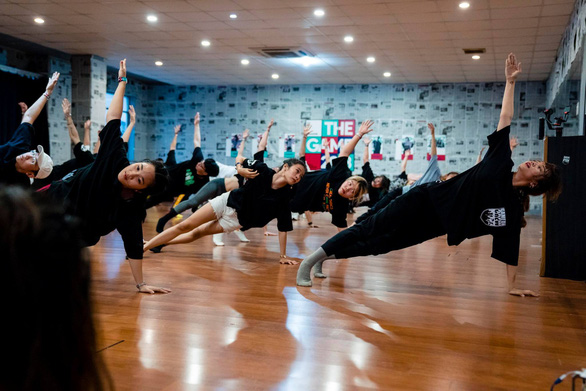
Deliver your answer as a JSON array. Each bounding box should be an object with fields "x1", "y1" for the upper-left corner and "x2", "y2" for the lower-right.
[{"x1": 0, "y1": 70, "x2": 50, "y2": 154}]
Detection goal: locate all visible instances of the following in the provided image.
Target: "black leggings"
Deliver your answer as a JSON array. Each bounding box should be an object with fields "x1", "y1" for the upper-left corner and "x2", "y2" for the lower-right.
[
  {"x1": 322, "y1": 187, "x2": 446, "y2": 259},
  {"x1": 173, "y1": 178, "x2": 227, "y2": 213}
]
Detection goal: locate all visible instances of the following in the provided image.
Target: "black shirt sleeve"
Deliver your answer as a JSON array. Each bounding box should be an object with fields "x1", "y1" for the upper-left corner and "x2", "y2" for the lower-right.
[
  {"x1": 331, "y1": 206, "x2": 348, "y2": 228},
  {"x1": 398, "y1": 171, "x2": 407, "y2": 180},
  {"x1": 96, "y1": 120, "x2": 124, "y2": 162},
  {"x1": 253, "y1": 150, "x2": 265, "y2": 162},
  {"x1": 361, "y1": 162, "x2": 374, "y2": 182},
  {"x1": 491, "y1": 229, "x2": 520, "y2": 266},
  {"x1": 191, "y1": 147, "x2": 204, "y2": 164},
  {"x1": 165, "y1": 150, "x2": 177, "y2": 166},
  {"x1": 116, "y1": 203, "x2": 144, "y2": 260}
]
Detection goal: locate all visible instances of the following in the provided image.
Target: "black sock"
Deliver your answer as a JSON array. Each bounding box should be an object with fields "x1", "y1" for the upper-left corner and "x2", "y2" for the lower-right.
[{"x1": 156, "y1": 209, "x2": 178, "y2": 233}]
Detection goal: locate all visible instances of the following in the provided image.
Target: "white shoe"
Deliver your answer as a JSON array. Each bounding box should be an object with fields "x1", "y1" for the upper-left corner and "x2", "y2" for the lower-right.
[
  {"x1": 234, "y1": 230, "x2": 250, "y2": 242},
  {"x1": 291, "y1": 212, "x2": 299, "y2": 221},
  {"x1": 212, "y1": 233, "x2": 225, "y2": 246}
]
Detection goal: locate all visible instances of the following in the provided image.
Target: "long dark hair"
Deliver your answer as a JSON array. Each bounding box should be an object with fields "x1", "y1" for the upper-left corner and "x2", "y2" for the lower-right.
[
  {"x1": 0, "y1": 187, "x2": 113, "y2": 391},
  {"x1": 517, "y1": 162, "x2": 562, "y2": 228},
  {"x1": 142, "y1": 159, "x2": 170, "y2": 196},
  {"x1": 280, "y1": 158, "x2": 306, "y2": 173}
]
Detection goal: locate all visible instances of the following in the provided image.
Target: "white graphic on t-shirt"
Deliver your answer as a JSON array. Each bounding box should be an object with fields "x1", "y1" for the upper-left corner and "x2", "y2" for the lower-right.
[{"x1": 480, "y1": 208, "x2": 506, "y2": 227}]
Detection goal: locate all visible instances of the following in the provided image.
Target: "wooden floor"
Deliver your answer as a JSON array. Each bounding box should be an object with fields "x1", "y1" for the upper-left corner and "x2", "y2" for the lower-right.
[{"x1": 91, "y1": 205, "x2": 586, "y2": 391}]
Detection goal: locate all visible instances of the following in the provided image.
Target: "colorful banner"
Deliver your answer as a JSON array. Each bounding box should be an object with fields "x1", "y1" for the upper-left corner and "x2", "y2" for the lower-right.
[{"x1": 304, "y1": 119, "x2": 356, "y2": 170}]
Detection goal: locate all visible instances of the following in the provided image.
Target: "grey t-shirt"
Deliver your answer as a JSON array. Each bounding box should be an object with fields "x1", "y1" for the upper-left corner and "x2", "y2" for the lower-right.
[{"x1": 402, "y1": 155, "x2": 441, "y2": 194}]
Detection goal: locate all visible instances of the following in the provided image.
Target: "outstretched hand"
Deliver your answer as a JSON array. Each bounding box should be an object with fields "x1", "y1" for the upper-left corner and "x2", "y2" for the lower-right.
[
  {"x1": 194, "y1": 112, "x2": 200, "y2": 126},
  {"x1": 358, "y1": 120, "x2": 374, "y2": 137},
  {"x1": 509, "y1": 136, "x2": 519, "y2": 150},
  {"x1": 303, "y1": 123, "x2": 312, "y2": 137},
  {"x1": 279, "y1": 256, "x2": 299, "y2": 265},
  {"x1": 46, "y1": 72, "x2": 60, "y2": 94},
  {"x1": 505, "y1": 53, "x2": 521, "y2": 82},
  {"x1": 118, "y1": 59, "x2": 127, "y2": 79},
  {"x1": 84, "y1": 119, "x2": 91, "y2": 129},
  {"x1": 129, "y1": 105, "x2": 136, "y2": 123},
  {"x1": 267, "y1": 119, "x2": 274, "y2": 130},
  {"x1": 242, "y1": 128, "x2": 250, "y2": 139},
  {"x1": 508, "y1": 288, "x2": 539, "y2": 298},
  {"x1": 61, "y1": 98, "x2": 71, "y2": 117},
  {"x1": 174, "y1": 124, "x2": 182, "y2": 135},
  {"x1": 363, "y1": 136, "x2": 371, "y2": 146},
  {"x1": 427, "y1": 123, "x2": 435, "y2": 134},
  {"x1": 138, "y1": 284, "x2": 172, "y2": 294}
]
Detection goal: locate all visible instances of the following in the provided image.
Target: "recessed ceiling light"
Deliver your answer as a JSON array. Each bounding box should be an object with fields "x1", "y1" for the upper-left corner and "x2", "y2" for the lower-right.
[
  {"x1": 201, "y1": 40, "x2": 211, "y2": 47},
  {"x1": 272, "y1": 73, "x2": 279, "y2": 79},
  {"x1": 241, "y1": 59, "x2": 250, "y2": 65},
  {"x1": 314, "y1": 9, "x2": 325, "y2": 17},
  {"x1": 344, "y1": 35, "x2": 354, "y2": 43},
  {"x1": 383, "y1": 72, "x2": 391, "y2": 77},
  {"x1": 229, "y1": 13, "x2": 238, "y2": 19},
  {"x1": 472, "y1": 55, "x2": 480, "y2": 60},
  {"x1": 155, "y1": 61, "x2": 163, "y2": 66},
  {"x1": 367, "y1": 56, "x2": 375, "y2": 63},
  {"x1": 146, "y1": 14, "x2": 158, "y2": 22},
  {"x1": 34, "y1": 17, "x2": 45, "y2": 24},
  {"x1": 459, "y1": 2, "x2": 470, "y2": 9}
]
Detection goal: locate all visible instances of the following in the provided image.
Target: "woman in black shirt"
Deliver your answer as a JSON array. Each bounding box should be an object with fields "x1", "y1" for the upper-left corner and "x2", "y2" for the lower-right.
[
  {"x1": 144, "y1": 155, "x2": 306, "y2": 264},
  {"x1": 290, "y1": 120, "x2": 374, "y2": 230},
  {"x1": 297, "y1": 53, "x2": 562, "y2": 297},
  {"x1": 43, "y1": 60, "x2": 171, "y2": 294}
]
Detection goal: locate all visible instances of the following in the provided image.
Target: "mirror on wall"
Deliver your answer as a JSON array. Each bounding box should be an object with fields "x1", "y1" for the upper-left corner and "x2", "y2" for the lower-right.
[{"x1": 547, "y1": 45, "x2": 583, "y2": 137}]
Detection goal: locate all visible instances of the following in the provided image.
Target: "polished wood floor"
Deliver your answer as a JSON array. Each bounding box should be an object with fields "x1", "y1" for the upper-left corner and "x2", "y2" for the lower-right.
[{"x1": 91, "y1": 205, "x2": 586, "y2": 391}]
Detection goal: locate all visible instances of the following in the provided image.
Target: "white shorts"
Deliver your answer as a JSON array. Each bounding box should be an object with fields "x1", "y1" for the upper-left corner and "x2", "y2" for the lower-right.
[{"x1": 209, "y1": 192, "x2": 242, "y2": 233}]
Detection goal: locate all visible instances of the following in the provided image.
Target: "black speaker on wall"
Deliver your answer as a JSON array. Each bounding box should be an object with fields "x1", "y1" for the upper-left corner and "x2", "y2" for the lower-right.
[{"x1": 541, "y1": 136, "x2": 586, "y2": 281}]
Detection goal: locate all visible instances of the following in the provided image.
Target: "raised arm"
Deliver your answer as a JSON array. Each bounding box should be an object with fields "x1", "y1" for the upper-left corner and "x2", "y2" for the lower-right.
[
  {"x1": 497, "y1": 53, "x2": 521, "y2": 131},
  {"x1": 239, "y1": 129, "x2": 250, "y2": 155},
  {"x1": 258, "y1": 119, "x2": 273, "y2": 152},
  {"x1": 401, "y1": 149, "x2": 411, "y2": 173},
  {"x1": 476, "y1": 146, "x2": 486, "y2": 165},
  {"x1": 300, "y1": 123, "x2": 312, "y2": 159},
  {"x1": 363, "y1": 136, "x2": 371, "y2": 164},
  {"x1": 22, "y1": 72, "x2": 60, "y2": 125},
  {"x1": 106, "y1": 59, "x2": 126, "y2": 122},
  {"x1": 93, "y1": 130, "x2": 101, "y2": 154},
  {"x1": 340, "y1": 120, "x2": 374, "y2": 158},
  {"x1": 169, "y1": 125, "x2": 181, "y2": 151},
  {"x1": 61, "y1": 98, "x2": 80, "y2": 145},
  {"x1": 122, "y1": 104, "x2": 135, "y2": 143},
  {"x1": 83, "y1": 120, "x2": 91, "y2": 148},
  {"x1": 428, "y1": 123, "x2": 437, "y2": 157},
  {"x1": 193, "y1": 112, "x2": 201, "y2": 149}
]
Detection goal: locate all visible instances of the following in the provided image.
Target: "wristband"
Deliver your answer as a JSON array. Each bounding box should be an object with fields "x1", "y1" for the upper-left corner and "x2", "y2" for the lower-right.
[
  {"x1": 136, "y1": 282, "x2": 147, "y2": 290},
  {"x1": 43, "y1": 92, "x2": 51, "y2": 99},
  {"x1": 118, "y1": 76, "x2": 128, "y2": 83},
  {"x1": 235, "y1": 162, "x2": 242, "y2": 166},
  {"x1": 280, "y1": 255, "x2": 287, "y2": 258}
]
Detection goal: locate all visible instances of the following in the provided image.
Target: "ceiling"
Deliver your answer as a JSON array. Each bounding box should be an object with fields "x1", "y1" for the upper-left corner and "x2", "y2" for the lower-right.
[{"x1": 0, "y1": 0, "x2": 576, "y2": 85}]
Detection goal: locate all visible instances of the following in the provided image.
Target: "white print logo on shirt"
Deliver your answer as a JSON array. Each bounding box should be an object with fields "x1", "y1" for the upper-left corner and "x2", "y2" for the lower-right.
[{"x1": 480, "y1": 208, "x2": 506, "y2": 227}]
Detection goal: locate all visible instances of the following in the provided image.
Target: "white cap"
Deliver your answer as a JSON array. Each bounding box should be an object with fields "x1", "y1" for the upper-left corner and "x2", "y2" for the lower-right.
[{"x1": 34, "y1": 145, "x2": 53, "y2": 179}]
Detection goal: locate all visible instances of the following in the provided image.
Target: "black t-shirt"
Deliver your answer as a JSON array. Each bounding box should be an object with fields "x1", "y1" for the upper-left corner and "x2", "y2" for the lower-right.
[
  {"x1": 227, "y1": 153, "x2": 294, "y2": 232},
  {"x1": 46, "y1": 119, "x2": 145, "y2": 260},
  {"x1": 360, "y1": 162, "x2": 385, "y2": 207},
  {"x1": 0, "y1": 122, "x2": 34, "y2": 186},
  {"x1": 165, "y1": 147, "x2": 208, "y2": 197},
  {"x1": 426, "y1": 126, "x2": 523, "y2": 265},
  {"x1": 290, "y1": 156, "x2": 351, "y2": 228}
]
